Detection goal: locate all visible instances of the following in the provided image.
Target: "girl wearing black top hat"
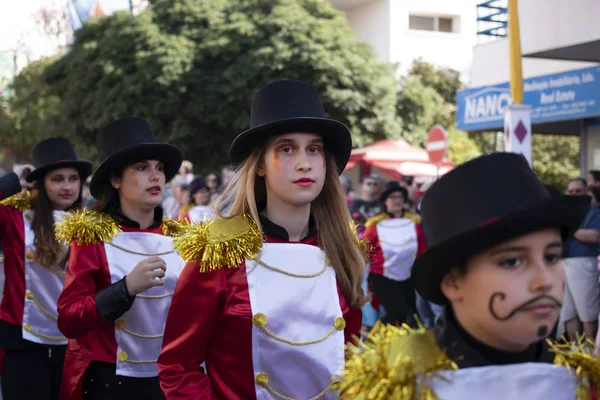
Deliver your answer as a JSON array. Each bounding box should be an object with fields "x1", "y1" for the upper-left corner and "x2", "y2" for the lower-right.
[
  {"x1": 342, "y1": 153, "x2": 595, "y2": 399},
  {"x1": 55, "y1": 117, "x2": 185, "y2": 400},
  {"x1": 158, "y1": 80, "x2": 367, "y2": 400},
  {"x1": 0, "y1": 137, "x2": 91, "y2": 400},
  {"x1": 363, "y1": 181, "x2": 426, "y2": 327}
]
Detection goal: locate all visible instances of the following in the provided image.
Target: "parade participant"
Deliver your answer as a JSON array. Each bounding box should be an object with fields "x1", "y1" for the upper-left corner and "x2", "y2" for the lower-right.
[
  {"x1": 0, "y1": 137, "x2": 91, "y2": 400},
  {"x1": 179, "y1": 177, "x2": 216, "y2": 223},
  {"x1": 363, "y1": 181, "x2": 426, "y2": 326},
  {"x1": 55, "y1": 117, "x2": 185, "y2": 400},
  {"x1": 158, "y1": 80, "x2": 367, "y2": 400},
  {"x1": 342, "y1": 153, "x2": 597, "y2": 399}
]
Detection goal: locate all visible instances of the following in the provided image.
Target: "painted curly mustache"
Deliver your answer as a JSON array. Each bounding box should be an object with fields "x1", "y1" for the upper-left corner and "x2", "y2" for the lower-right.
[{"x1": 489, "y1": 292, "x2": 562, "y2": 321}]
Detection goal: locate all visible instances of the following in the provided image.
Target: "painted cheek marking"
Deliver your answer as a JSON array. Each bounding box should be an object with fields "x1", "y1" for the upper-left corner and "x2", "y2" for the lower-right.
[{"x1": 272, "y1": 152, "x2": 280, "y2": 169}]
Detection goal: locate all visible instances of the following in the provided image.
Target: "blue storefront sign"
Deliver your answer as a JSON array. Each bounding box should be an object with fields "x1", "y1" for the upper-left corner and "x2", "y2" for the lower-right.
[{"x1": 456, "y1": 66, "x2": 600, "y2": 131}]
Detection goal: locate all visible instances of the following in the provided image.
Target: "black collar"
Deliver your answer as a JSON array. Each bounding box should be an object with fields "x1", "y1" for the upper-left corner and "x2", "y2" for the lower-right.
[
  {"x1": 259, "y1": 214, "x2": 316, "y2": 241},
  {"x1": 434, "y1": 308, "x2": 554, "y2": 368},
  {"x1": 108, "y1": 205, "x2": 164, "y2": 229}
]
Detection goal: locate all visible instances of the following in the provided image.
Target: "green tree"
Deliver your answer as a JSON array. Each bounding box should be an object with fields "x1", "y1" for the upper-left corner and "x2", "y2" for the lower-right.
[
  {"x1": 532, "y1": 134, "x2": 580, "y2": 190},
  {"x1": 0, "y1": 57, "x2": 62, "y2": 163},
  {"x1": 408, "y1": 58, "x2": 462, "y2": 105},
  {"x1": 43, "y1": 0, "x2": 401, "y2": 167},
  {"x1": 447, "y1": 127, "x2": 482, "y2": 166}
]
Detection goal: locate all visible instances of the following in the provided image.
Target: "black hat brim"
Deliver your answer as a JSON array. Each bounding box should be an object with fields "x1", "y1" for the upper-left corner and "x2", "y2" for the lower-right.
[
  {"x1": 230, "y1": 117, "x2": 352, "y2": 175},
  {"x1": 413, "y1": 194, "x2": 590, "y2": 305},
  {"x1": 89, "y1": 143, "x2": 183, "y2": 198},
  {"x1": 25, "y1": 161, "x2": 93, "y2": 183}
]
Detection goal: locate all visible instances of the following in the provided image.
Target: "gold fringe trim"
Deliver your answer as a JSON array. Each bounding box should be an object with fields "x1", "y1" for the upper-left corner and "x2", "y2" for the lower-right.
[
  {"x1": 161, "y1": 217, "x2": 191, "y2": 237},
  {"x1": 0, "y1": 191, "x2": 31, "y2": 212},
  {"x1": 404, "y1": 212, "x2": 422, "y2": 224},
  {"x1": 365, "y1": 213, "x2": 389, "y2": 228},
  {"x1": 548, "y1": 335, "x2": 600, "y2": 400},
  {"x1": 55, "y1": 209, "x2": 122, "y2": 246},
  {"x1": 341, "y1": 323, "x2": 457, "y2": 400},
  {"x1": 173, "y1": 214, "x2": 262, "y2": 272},
  {"x1": 350, "y1": 221, "x2": 372, "y2": 260}
]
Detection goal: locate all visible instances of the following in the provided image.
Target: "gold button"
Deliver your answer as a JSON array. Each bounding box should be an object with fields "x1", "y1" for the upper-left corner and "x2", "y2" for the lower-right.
[
  {"x1": 24, "y1": 324, "x2": 32, "y2": 332},
  {"x1": 26, "y1": 292, "x2": 34, "y2": 300},
  {"x1": 115, "y1": 319, "x2": 126, "y2": 329},
  {"x1": 252, "y1": 313, "x2": 267, "y2": 328},
  {"x1": 255, "y1": 373, "x2": 268, "y2": 386},
  {"x1": 334, "y1": 317, "x2": 346, "y2": 331},
  {"x1": 117, "y1": 351, "x2": 128, "y2": 362},
  {"x1": 25, "y1": 214, "x2": 32, "y2": 222},
  {"x1": 330, "y1": 380, "x2": 341, "y2": 391},
  {"x1": 26, "y1": 252, "x2": 34, "y2": 260}
]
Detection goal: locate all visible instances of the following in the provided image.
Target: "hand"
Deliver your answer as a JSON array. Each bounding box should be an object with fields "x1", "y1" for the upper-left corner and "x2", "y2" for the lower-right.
[
  {"x1": 125, "y1": 257, "x2": 167, "y2": 296},
  {"x1": 13, "y1": 164, "x2": 35, "y2": 189}
]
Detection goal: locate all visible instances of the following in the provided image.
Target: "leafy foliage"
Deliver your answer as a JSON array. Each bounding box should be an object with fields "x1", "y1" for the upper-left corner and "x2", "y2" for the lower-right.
[
  {"x1": 42, "y1": 0, "x2": 401, "y2": 167},
  {"x1": 532, "y1": 135, "x2": 580, "y2": 190}
]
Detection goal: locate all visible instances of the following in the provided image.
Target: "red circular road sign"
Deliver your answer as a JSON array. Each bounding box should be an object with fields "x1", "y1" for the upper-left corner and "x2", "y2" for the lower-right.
[{"x1": 426, "y1": 125, "x2": 447, "y2": 164}]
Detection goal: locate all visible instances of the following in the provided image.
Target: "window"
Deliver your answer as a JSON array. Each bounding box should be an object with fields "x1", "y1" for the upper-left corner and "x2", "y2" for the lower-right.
[
  {"x1": 409, "y1": 14, "x2": 458, "y2": 33},
  {"x1": 409, "y1": 15, "x2": 435, "y2": 31}
]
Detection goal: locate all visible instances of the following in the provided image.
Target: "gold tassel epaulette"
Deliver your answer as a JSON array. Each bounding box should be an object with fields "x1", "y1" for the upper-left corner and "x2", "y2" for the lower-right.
[
  {"x1": 365, "y1": 213, "x2": 390, "y2": 228},
  {"x1": 341, "y1": 324, "x2": 457, "y2": 400},
  {"x1": 0, "y1": 191, "x2": 32, "y2": 212},
  {"x1": 55, "y1": 209, "x2": 122, "y2": 246},
  {"x1": 172, "y1": 214, "x2": 262, "y2": 272},
  {"x1": 350, "y1": 221, "x2": 372, "y2": 260},
  {"x1": 161, "y1": 218, "x2": 191, "y2": 237},
  {"x1": 548, "y1": 335, "x2": 600, "y2": 400},
  {"x1": 404, "y1": 212, "x2": 422, "y2": 224}
]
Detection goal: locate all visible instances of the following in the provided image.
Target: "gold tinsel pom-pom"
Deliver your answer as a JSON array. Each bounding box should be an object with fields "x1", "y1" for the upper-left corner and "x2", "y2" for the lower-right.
[
  {"x1": 341, "y1": 324, "x2": 457, "y2": 400},
  {"x1": 0, "y1": 190, "x2": 32, "y2": 212},
  {"x1": 55, "y1": 209, "x2": 122, "y2": 246},
  {"x1": 548, "y1": 335, "x2": 600, "y2": 400},
  {"x1": 161, "y1": 218, "x2": 191, "y2": 237},
  {"x1": 350, "y1": 221, "x2": 373, "y2": 261},
  {"x1": 173, "y1": 214, "x2": 262, "y2": 272}
]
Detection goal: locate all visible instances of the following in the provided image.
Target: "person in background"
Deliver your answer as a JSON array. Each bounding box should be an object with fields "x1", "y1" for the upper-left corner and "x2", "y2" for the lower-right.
[
  {"x1": 179, "y1": 177, "x2": 216, "y2": 223},
  {"x1": 363, "y1": 181, "x2": 426, "y2": 327},
  {"x1": 339, "y1": 175, "x2": 355, "y2": 207},
  {"x1": 588, "y1": 170, "x2": 600, "y2": 189},
  {"x1": 565, "y1": 178, "x2": 587, "y2": 196},
  {"x1": 176, "y1": 183, "x2": 192, "y2": 220},
  {"x1": 220, "y1": 165, "x2": 235, "y2": 186},
  {"x1": 0, "y1": 138, "x2": 91, "y2": 400},
  {"x1": 560, "y1": 181, "x2": 600, "y2": 341},
  {"x1": 205, "y1": 172, "x2": 221, "y2": 193},
  {"x1": 349, "y1": 174, "x2": 383, "y2": 233}
]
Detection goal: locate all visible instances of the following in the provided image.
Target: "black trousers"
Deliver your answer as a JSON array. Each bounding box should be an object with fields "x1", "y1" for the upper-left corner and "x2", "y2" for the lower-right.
[
  {"x1": 1, "y1": 345, "x2": 66, "y2": 400},
  {"x1": 82, "y1": 361, "x2": 165, "y2": 400},
  {"x1": 369, "y1": 273, "x2": 416, "y2": 326}
]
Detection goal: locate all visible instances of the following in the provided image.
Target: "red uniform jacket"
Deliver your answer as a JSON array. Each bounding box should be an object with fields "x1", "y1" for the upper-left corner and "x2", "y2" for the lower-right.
[
  {"x1": 157, "y1": 235, "x2": 362, "y2": 400},
  {"x1": 57, "y1": 224, "x2": 164, "y2": 400},
  {"x1": 363, "y1": 214, "x2": 427, "y2": 276}
]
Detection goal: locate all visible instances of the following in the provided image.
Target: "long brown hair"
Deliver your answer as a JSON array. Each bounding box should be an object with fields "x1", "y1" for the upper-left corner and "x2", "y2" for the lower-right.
[
  {"x1": 31, "y1": 174, "x2": 84, "y2": 271},
  {"x1": 217, "y1": 147, "x2": 368, "y2": 307}
]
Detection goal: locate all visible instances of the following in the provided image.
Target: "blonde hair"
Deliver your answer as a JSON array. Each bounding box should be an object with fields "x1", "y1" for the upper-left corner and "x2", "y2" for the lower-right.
[{"x1": 217, "y1": 147, "x2": 368, "y2": 307}]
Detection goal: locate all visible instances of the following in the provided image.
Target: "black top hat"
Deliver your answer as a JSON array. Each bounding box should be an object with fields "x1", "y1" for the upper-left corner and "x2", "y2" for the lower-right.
[
  {"x1": 89, "y1": 117, "x2": 183, "y2": 198},
  {"x1": 25, "y1": 137, "x2": 92, "y2": 183},
  {"x1": 413, "y1": 152, "x2": 590, "y2": 305},
  {"x1": 380, "y1": 181, "x2": 408, "y2": 203},
  {"x1": 229, "y1": 80, "x2": 352, "y2": 174}
]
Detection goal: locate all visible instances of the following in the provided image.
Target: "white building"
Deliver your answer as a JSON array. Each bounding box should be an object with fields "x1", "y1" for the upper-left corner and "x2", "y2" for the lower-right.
[
  {"x1": 457, "y1": 0, "x2": 600, "y2": 173},
  {"x1": 328, "y1": 0, "x2": 479, "y2": 78}
]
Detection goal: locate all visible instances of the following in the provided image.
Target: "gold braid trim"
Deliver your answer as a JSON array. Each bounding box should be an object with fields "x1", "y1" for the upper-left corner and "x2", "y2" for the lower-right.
[
  {"x1": 26, "y1": 292, "x2": 58, "y2": 321},
  {"x1": 0, "y1": 191, "x2": 32, "y2": 212},
  {"x1": 161, "y1": 217, "x2": 191, "y2": 237},
  {"x1": 173, "y1": 214, "x2": 262, "y2": 272},
  {"x1": 548, "y1": 335, "x2": 600, "y2": 400},
  {"x1": 255, "y1": 373, "x2": 340, "y2": 400},
  {"x1": 341, "y1": 324, "x2": 457, "y2": 400},
  {"x1": 350, "y1": 221, "x2": 372, "y2": 260},
  {"x1": 55, "y1": 209, "x2": 122, "y2": 246},
  {"x1": 24, "y1": 324, "x2": 66, "y2": 342},
  {"x1": 365, "y1": 213, "x2": 389, "y2": 228}
]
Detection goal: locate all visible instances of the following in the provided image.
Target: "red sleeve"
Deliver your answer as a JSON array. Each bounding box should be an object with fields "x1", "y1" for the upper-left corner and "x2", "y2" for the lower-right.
[
  {"x1": 363, "y1": 224, "x2": 384, "y2": 276},
  {"x1": 415, "y1": 223, "x2": 427, "y2": 256},
  {"x1": 158, "y1": 261, "x2": 226, "y2": 400},
  {"x1": 57, "y1": 242, "x2": 111, "y2": 338},
  {"x1": 343, "y1": 306, "x2": 362, "y2": 345}
]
